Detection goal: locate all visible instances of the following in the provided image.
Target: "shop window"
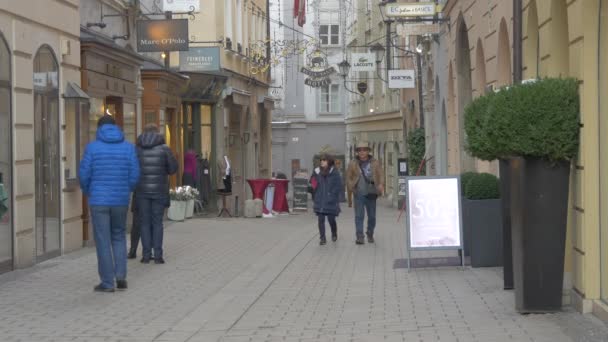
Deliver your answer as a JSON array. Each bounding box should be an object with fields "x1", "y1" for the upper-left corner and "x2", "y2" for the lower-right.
[
  {"x1": 88, "y1": 98, "x2": 105, "y2": 141},
  {"x1": 123, "y1": 103, "x2": 136, "y2": 143},
  {"x1": 144, "y1": 111, "x2": 157, "y2": 126},
  {"x1": 63, "y1": 82, "x2": 90, "y2": 190}
]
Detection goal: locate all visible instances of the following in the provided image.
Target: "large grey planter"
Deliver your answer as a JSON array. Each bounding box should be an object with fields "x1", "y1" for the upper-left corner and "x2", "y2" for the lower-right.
[{"x1": 463, "y1": 198, "x2": 503, "y2": 267}]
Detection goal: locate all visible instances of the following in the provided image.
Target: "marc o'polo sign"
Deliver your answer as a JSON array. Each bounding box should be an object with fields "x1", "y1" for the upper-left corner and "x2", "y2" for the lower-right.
[
  {"x1": 137, "y1": 19, "x2": 189, "y2": 52},
  {"x1": 351, "y1": 53, "x2": 375, "y2": 72}
]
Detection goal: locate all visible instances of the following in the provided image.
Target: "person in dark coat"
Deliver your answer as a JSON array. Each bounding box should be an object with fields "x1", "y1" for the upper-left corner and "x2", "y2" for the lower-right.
[
  {"x1": 79, "y1": 115, "x2": 140, "y2": 292},
  {"x1": 135, "y1": 124, "x2": 178, "y2": 264},
  {"x1": 312, "y1": 154, "x2": 343, "y2": 245}
]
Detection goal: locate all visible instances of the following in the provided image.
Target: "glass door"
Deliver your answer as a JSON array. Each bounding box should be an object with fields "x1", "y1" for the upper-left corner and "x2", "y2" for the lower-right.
[
  {"x1": 33, "y1": 46, "x2": 61, "y2": 260},
  {"x1": 0, "y1": 34, "x2": 12, "y2": 273}
]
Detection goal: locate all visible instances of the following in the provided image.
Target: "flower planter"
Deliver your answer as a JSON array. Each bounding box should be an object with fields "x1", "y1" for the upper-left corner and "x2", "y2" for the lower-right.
[
  {"x1": 500, "y1": 159, "x2": 514, "y2": 290},
  {"x1": 186, "y1": 199, "x2": 195, "y2": 218},
  {"x1": 510, "y1": 157, "x2": 570, "y2": 313},
  {"x1": 463, "y1": 198, "x2": 503, "y2": 267},
  {"x1": 168, "y1": 200, "x2": 187, "y2": 221}
]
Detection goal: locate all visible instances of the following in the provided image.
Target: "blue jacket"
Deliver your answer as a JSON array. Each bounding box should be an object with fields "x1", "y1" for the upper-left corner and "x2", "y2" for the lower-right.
[
  {"x1": 79, "y1": 124, "x2": 140, "y2": 207},
  {"x1": 312, "y1": 167, "x2": 343, "y2": 216}
]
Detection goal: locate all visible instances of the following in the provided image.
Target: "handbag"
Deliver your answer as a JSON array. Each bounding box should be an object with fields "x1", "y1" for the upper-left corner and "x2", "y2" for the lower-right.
[{"x1": 359, "y1": 163, "x2": 378, "y2": 199}]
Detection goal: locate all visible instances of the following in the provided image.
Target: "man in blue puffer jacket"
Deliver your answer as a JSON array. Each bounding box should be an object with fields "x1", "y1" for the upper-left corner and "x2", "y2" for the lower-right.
[{"x1": 79, "y1": 115, "x2": 140, "y2": 293}]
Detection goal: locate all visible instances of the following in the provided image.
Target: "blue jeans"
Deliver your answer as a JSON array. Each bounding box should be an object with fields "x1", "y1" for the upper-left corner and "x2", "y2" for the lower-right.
[
  {"x1": 137, "y1": 197, "x2": 166, "y2": 259},
  {"x1": 354, "y1": 194, "x2": 377, "y2": 237},
  {"x1": 90, "y1": 206, "x2": 128, "y2": 289}
]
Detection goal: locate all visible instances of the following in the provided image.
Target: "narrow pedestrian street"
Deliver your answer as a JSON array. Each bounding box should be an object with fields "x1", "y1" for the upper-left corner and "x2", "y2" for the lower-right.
[{"x1": 0, "y1": 203, "x2": 606, "y2": 342}]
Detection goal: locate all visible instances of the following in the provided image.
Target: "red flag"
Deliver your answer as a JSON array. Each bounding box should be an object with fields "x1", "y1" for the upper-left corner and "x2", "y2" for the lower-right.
[
  {"x1": 297, "y1": 0, "x2": 306, "y2": 27},
  {"x1": 294, "y1": 0, "x2": 299, "y2": 18}
]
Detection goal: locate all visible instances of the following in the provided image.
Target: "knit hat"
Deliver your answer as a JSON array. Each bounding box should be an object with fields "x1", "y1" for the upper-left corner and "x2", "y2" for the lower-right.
[{"x1": 97, "y1": 115, "x2": 116, "y2": 128}]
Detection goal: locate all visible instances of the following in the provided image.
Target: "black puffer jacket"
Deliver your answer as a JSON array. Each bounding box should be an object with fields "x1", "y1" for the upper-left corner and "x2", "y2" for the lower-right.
[{"x1": 135, "y1": 132, "x2": 178, "y2": 199}]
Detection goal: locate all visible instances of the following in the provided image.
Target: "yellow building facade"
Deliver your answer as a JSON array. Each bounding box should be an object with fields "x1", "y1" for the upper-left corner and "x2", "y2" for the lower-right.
[{"x1": 522, "y1": 0, "x2": 608, "y2": 320}]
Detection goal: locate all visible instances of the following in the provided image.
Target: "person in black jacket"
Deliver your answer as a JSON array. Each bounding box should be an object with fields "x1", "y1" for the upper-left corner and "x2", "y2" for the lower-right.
[
  {"x1": 136, "y1": 124, "x2": 178, "y2": 264},
  {"x1": 312, "y1": 154, "x2": 343, "y2": 245}
]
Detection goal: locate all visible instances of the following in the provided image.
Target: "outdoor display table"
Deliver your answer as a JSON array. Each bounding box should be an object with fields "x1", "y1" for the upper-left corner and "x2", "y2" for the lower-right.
[
  {"x1": 271, "y1": 179, "x2": 290, "y2": 214},
  {"x1": 246, "y1": 179, "x2": 273, "y2": 215}
]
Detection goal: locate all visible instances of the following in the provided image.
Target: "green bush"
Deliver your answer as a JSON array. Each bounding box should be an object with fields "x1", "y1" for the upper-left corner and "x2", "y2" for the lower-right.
[
  {"x1": 407, "y1": 127, "x2": 426, "y2": 175},
  {"x1": 460, "y1": 172, "x2": 477, "y2": 196},
  {"x1": 464, "y1": 78, "x2": 580, "y2": 162},
  {"x1": 464, "y1": 173, "x2": 500, "y2": 200}
]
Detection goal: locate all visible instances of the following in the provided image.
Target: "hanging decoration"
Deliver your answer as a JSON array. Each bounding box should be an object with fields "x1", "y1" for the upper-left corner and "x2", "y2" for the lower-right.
[
  {"x1": 301, "y1": 50, "x2": 334, "y2": 88},
  {"x1": 249, "y1": 38, "x2": 318, "y2": 75},
  {"x1": 294, "y1": 0, "x2": 307, "y2": 27}
]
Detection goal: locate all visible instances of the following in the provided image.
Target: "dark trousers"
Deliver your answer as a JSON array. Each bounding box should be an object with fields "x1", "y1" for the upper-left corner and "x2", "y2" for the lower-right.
[
  {"x1": 137, "y1": 197, "x2": 166, "y2": 259},
  {"x1": 90, "y1": 206, "x2": 128, "y2": 288},
  {"x1": 129, "y1": 209, "x2": 140, "y2": 252},
  {"x1": 317, "y1": 214, "x2": 337, "y2": 239}
]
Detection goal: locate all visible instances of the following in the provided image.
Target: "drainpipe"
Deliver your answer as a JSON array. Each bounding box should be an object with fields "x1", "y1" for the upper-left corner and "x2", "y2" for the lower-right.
[{"x1": 513, "y1": 0, "x2": 523, "y2": 84}]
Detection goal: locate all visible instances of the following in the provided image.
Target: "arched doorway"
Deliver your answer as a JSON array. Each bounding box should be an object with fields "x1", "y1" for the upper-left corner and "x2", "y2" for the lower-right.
[
  {"x1": 525, "y1": 0, "x2": 539, "y2": 78},
  {"x1": 550, "y1": 0, "x2": 569, "y2": 76},
  {"x1": 455, "y1": 14, "x2": 474, "y2": 172},
  {"x1": 497, "y1": 18, "x2": 512, "y2": 87},
  {"x1": 34, "y1": 46, "x2": 61, "y2": 260},
  {"x1": 476, "y1": 39, "x2": 487, "y2": 94},
  {"x1": 0, "y1": 33, "x2": 13, "y2": 273}
]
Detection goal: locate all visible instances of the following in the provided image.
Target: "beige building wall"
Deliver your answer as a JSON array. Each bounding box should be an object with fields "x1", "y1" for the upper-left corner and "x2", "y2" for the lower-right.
[{"x1": 0, "y1": 0, "x2": 82, "y2": 268}]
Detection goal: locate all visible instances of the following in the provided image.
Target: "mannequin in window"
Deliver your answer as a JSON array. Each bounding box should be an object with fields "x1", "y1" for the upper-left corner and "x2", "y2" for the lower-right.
[{"x1": 217, "y1": 155, "x2": 232, "y2": 193}]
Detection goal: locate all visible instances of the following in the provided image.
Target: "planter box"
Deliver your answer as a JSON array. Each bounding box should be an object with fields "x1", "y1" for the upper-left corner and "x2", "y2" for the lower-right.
[
  {"x1": 168, "y1": 200, "x2": 187, "y2": 221},
  {"x1": 510, "y1": 157, "x2": 570, "y2": 313},
  {"x1": 500, "y1": 159, "x2": 514, "y2": 290},
  {"x1": 463, "y1": 199, "x2": 503, "y2": 267},
  {"x1": 186, "y1": 199, "x2": 195, "y2": 218}
]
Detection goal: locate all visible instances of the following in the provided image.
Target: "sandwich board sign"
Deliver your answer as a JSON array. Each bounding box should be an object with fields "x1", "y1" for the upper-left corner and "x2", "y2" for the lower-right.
[{"x1": 405, "y1": 176, "x2": 464, "y2": 270}]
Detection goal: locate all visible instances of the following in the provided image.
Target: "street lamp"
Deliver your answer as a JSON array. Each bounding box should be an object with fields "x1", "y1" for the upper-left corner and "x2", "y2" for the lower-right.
[
  {"x1": 338, "y1": 60, "x2": 365, "y2": 97},
  {"x1": 369, "y1": 42, "x2": 388, "y2": 83}
]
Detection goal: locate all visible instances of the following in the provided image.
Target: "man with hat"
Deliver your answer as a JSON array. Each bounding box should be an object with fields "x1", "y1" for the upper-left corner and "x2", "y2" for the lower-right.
[
  {"x1": 346, "y1": 141, "x2": 385, "y2": 244},
  {"x1": 79, "y1": 114, "x2": 140, "y2": 292}
]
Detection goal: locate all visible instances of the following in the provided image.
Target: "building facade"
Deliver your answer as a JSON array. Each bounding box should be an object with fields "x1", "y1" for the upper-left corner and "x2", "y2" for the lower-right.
[
  {"x1": 345, "y1": 0, "x2": 421, "y2": 206},
  {"x1": 0, "y1": 0, "x2": 82, "y2": 272},
  {"x1": 271, "y1": 0, "x2": 347, "y2": 183}
]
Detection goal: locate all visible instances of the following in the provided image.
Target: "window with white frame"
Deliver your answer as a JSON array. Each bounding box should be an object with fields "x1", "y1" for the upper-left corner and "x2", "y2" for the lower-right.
[
  {"x1": 320, "y1": 25, "x2": 339, "y2": 45},
  {"x1": 319, "y1": 84, "x2": 340, "y2": 113}
]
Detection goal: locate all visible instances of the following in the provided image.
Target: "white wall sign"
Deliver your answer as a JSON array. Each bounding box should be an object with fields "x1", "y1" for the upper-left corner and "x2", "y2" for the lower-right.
[
  {"x1": 389, "y1": 70, "x2": 416, "y2": 89},
  {"x1": 406, "y1": 176, "x2": 462, "y2": 250},
  {"x1": 386, "y1": 3, "x2": 437, "y2": 17},
  {"x1": 163, "y1": 0, "x2": 200, "y2": 13},
  {"x1": 351, "y1": 53, "x2": 376, "y2": 72}
]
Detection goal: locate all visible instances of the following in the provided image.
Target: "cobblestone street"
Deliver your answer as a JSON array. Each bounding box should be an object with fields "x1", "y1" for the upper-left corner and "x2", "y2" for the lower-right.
[{"x1": 0, "y1": 203, "x2": 607, "y2": 342}]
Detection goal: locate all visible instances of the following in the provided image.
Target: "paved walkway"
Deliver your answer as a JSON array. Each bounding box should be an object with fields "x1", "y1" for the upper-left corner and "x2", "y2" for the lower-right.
[{"x1": 0, "y1": 203, "x2": 607, "y2": 342}]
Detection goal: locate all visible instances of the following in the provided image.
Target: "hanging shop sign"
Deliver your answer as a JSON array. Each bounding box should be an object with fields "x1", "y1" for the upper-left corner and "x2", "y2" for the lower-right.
[
  {"x1": 357, "y1": 82, "x2": 368, "y2": 94},
  {"x1": 162, "y1": 0, "x2": 201, "y2": 13},
  {"x1": 301, "y1": 50, "x2": 333, "y2": 88},
  {"x1": 179, "y1": 47, "x2": 220, "y2": 72},
  {"x1": 386, "y1": 2, "x2": 438, "y2": 17},
  {"x1": 396, "y1": 23, "x2": 441, "y2": 37},
  {"x1": 389, "y1": 70, "x2": 416, "y2": 89},
  {"x1": 350, "y1": 53, "x2": 376, "y2": 72},
  {"x1": 137, "y1": 19, "x2": 189, "y2": 52}
]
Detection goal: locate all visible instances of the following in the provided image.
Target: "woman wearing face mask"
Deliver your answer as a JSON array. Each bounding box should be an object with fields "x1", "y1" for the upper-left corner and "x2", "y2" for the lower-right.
[{"x1": 312, "y1": 154, "x2": 343, "y2": 245}]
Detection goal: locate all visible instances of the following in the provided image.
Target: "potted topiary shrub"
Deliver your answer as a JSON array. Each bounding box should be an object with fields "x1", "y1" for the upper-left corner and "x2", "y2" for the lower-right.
[
  {"x1": 464, "y1": 92, "x2": 513, "y2": 289},
  {"x1": 462, "y1": 173, "x2": 502, "y2": 268},
  {"x1": 477, "y1": 78, "x2": 580, "y2": 312}
]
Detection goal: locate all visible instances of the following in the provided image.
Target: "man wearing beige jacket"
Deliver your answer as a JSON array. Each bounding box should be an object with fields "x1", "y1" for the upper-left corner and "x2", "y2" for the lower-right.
[{"x1": 346, "y1": 142, "x2": 385, "y2": 245}]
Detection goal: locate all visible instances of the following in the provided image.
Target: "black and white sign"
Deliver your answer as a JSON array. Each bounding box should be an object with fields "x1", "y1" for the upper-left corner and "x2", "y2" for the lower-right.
[
  {"x1": 162, "y1": 0, "x2": 200, "y2": 13},
  {"x1": 137, "y1": 19, "x2": 189, "y2": 52},
  {"x1": 292, "y1": 172, "x2": 309, "y2": 211},
  {"x1": 300, "y1": 66, "x2": 336, "y2": 78},
  {"x1": 406, "y1": 176, "x2": 462, "y2": 250},
  {"x1": 351, "y1": 53, "x2": 376, "y2": 72},
  {"x1": 304, "y1": 78, "x2": 331, "y2": 87},
  {"x1": 389, "y1": 70, "x2": 416, "y2": 89},
  {"x1": 301, "y1": 50, "x2": 334, "y2": 88}
]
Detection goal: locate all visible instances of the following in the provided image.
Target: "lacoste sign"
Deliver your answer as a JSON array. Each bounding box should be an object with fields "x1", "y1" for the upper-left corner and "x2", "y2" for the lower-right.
[
  {"x1": 351, "y1": 53, "x2": 376, "y2": 72},
  {"x1": 389, "y1": 70, "x2": 416, "y2": 89}
]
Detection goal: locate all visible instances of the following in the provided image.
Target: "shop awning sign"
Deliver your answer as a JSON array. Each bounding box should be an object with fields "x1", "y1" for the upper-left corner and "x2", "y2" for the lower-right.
[
  {"x1": 137, "y1": 19, "x2": 189, "y2": 52},
  {"x1": 350, "y1": 53, "x2": 376, "y2": 72},
  {"x1": 389, "y1": 70, "x2": 416, "y2": 89},
  {"x1": 162, "y1": 0, "x2": 201, "y2": 13},
  {"x1": 386, "y1": 2, "x2": 438, "y2": 17},
  {"x1": 179, "y1": 47, "x2": 220, "y2": 72}
]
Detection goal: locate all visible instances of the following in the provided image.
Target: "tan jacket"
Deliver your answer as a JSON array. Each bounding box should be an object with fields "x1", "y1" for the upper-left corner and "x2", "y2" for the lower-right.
[{"x1": 346, "y1": 157, "x2": 384, "y2": 195}]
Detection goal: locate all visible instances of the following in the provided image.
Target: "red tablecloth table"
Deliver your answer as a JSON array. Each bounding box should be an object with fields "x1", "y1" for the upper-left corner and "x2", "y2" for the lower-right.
[
  {"x1": 271, "y1": 179, "x2": 290, "y2": 214},
  {"x1": 246, "y1": 179, "x2": 273, "y2": 214}
]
